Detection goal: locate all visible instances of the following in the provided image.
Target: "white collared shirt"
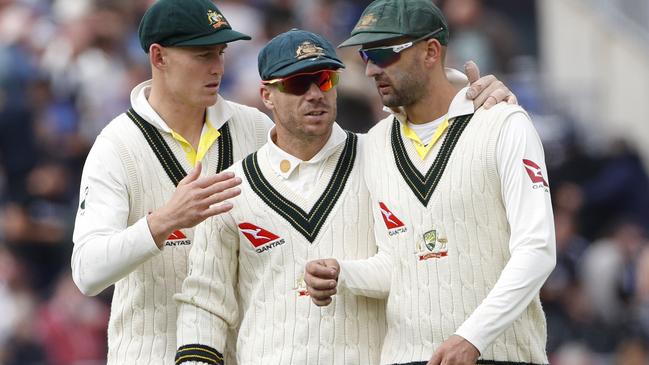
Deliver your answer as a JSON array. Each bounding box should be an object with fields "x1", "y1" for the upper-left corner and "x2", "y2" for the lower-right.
[{"x1": 266, "y1": 123, "x2": 348, "y2": 198}]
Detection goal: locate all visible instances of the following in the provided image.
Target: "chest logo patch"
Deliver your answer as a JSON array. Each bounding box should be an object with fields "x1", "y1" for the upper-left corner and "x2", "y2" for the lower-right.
[
  {"x1": 416, "y1": 229, "x2": 448, "y2": 261},
  {"x1": 379, "y1": 202, "x2": 408, "y2": 236},
  {"x1": 238, "y1": 222, "x2": 285, "y2": 254}
]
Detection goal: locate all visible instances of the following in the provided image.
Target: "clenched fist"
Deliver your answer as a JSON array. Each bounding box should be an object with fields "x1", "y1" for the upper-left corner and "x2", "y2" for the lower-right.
[{"x1": 304, "y1": 258, "x2": 340, "y2": 306}]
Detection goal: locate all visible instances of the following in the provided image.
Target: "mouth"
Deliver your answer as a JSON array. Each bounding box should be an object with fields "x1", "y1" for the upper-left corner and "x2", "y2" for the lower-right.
[
  {"x1": 376, "y1": 81, "x2": 392, "y2": 93},
  {"x1": 205, "y1": 82, "x2": 220, "y2": 89},
  {"x1": 305, "y1": 110, "x2": 327, "y2": 117}
]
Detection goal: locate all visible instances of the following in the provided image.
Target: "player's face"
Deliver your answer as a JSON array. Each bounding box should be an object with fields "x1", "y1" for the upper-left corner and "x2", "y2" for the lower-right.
[
  {"x1": 163, "y1": 44, "x2": 226, "y2": 108},
  {"x1": 264, "y1": 69, "x2": 338, "y2": 140},
  {"x1": 361, "y1": 39, "x2": 429, "y2": 108}
]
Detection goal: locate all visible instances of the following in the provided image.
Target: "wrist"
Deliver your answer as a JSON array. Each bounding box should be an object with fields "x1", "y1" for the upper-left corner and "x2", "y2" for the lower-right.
[{"x1": 147, "y1": 209, "x2": 175, "y2": 248}]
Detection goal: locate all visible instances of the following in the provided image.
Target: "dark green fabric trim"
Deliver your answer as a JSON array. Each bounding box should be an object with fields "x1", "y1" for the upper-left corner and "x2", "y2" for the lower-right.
[
  {"x1": 127, "y1": 108, "x2": 234, "y2": 187},
  {"x1": 127, "y1": 108, "x2": 185, "y2": 186},
  {"x1": 391, "y1": 114, "x2": 472, "y2": 206},
  {"x1": 242, "y1": 132, "x2": 357, "y2": 243},
  {"x1": 175, "y1": 344, "x2": 223, "y2": 365},
  {"x1": 216, "y1": 122, "x2": 233, "y2": 173}
]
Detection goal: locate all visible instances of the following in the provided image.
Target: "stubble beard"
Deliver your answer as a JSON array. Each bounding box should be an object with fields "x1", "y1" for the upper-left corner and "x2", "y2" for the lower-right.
[{"x1": 381, "y1": 71, "x2": 428, "y2": 108}]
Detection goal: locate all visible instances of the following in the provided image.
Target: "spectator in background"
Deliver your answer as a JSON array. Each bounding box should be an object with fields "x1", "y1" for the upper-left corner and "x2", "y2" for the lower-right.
[{"x1": 442, "y1": 0, "x2": 519, "y2": 75}]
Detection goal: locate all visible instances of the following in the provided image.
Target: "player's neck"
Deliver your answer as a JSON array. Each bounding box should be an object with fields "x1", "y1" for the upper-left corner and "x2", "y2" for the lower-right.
[
  {"x1": 273, "y1": 128, "x2": 332, "y2": 161},
  {"x1": 404, "y1": 77, "x2": 455, "y2": 125},
  {"x1": 148, "y1": 86, "x2": 206, "y2": 148}
]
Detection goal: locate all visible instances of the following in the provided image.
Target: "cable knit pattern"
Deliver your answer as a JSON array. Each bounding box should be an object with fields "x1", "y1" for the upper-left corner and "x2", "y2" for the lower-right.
[
  {"x1": 364, "y1": 104, "x2": 548, "y2": 365},
  {"x1": 99, "y1": 100, "x2": 270, "y2": 365},
  {"x1": 176, "y1": 136, "x2": 386, "y2": 365}
]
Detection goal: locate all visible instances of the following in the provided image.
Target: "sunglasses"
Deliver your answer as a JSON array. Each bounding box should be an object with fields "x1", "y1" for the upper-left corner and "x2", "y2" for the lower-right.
[
  {"x1": 358, "y1": 28, "x2": 444, "y2": 68},
  {"x1": 263, "y1": 70, "x2": 340, "y2": 95}
]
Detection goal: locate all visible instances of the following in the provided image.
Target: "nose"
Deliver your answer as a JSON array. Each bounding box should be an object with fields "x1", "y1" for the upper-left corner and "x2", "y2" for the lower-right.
[
  {"x1": 304, "y1": 82, "x2": 325, "y2": 101},
  {"x1": 211, "y1": 55, "x2": 225, "y2": 75},
  {"x1": 365, "y1": 60, "x2": 381, "y2": 78}
]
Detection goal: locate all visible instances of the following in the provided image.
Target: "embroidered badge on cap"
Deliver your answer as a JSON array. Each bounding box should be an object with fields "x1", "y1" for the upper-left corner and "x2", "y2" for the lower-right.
[
  {"x1": 295, "y1": 41, "x2": 325, "y2": 60},
  {"x1": 207, "y1": 9, "x2": 229, "y2": 29},
  {"x1": 355, "y1": 13, "x2": 377, "y2": 30}
]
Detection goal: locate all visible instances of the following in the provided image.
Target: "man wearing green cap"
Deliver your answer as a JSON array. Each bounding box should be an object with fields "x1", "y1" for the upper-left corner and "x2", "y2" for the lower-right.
[
  {"x1": 305, "y1": 1, "x2": 555, "y2": 365},
  {"x1": 174, "y1": 28, "x2": 386, "y2": 365},
  {"x1": 71, "y1": 0, "x2": 273, "y2": 363}
]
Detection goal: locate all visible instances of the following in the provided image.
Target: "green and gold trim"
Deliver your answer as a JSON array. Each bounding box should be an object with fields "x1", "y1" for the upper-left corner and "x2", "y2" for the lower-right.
[
  {"x1": 127, "y1": 108, "x2": 233, "y2": 186},
  {"x1": 243, "y1": 132, "x2": 357, "y2": 243},
  {"x1": 175, "y1": 344, "x2": 223, "y2": 365},
  {"x1": 391, "y1": 114, "x2": 472, "y2": 206}
]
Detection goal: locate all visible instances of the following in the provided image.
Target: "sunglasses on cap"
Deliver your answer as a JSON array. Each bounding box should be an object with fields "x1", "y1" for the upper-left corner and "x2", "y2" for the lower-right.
[
  {"x1": 263, "y1": 70, "x2": 340, "y2": 95},
  {"x1": 358, "y1": 28, "x2": 444, "y2": 68}
]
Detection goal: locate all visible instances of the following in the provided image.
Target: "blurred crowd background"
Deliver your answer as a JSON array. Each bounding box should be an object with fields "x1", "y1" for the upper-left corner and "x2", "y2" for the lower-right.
[{"x1": 0, "y1": 0, "x2": 648, "y2": 364}]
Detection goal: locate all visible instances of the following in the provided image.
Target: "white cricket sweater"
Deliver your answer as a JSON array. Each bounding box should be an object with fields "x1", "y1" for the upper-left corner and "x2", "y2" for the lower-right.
[
  {"x1": 353, "y1": 93, "x2": 555, "y2": 364},
  {"x1": 175, "y1": 130, "x2": 387, "y2": 365},
  {"x1": 71, "y1": 80, "x2": 273, "y2": 364}
]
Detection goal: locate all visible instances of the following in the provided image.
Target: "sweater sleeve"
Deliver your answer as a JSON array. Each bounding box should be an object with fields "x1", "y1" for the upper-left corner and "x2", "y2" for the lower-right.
[
  {"x1": 175, "y1": 214, "x2": 239, "y2": 365},
  {"x1": 338, "y1": 229, "x2": 392, "y2": 298},
  {"x1": 71, "y1": 135, "x2": 161, "y2": 296},
  {"x1": 454, "y1": 112, "x2": 556, "y2": 353}
]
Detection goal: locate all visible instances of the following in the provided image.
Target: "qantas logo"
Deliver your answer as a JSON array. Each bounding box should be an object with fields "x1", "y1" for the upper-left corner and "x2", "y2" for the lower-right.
[
  {"x1": 523, "y1": 159, "x2": 549, "y2": 191},
  {"x1": 165, "y1": 230, "x2": 191, "y2": 247},
  {"x1": 379, "y1": 202, "x2": 407, "y2": 236},
  {"x1": 238, "y1": 222, "x2": 285, "y2": 253}
]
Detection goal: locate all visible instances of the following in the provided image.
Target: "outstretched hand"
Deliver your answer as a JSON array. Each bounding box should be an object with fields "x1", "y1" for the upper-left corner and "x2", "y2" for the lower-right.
[
  {"x1": 147, "y1": 161, "x2": 242, "y2": 247},
  {"x1": 464, "y1": 60, "x2": 518, "y2": 109}
]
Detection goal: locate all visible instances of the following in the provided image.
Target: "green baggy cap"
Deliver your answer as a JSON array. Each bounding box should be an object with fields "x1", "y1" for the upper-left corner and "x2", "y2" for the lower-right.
[
  {"x1": 138, "y1": 0, "x2": 251, "y2": 53},
  {"x1": 258, "y1": 29, "x2": 345, "y2": 81},
  {"x1": 339, "y1": 0, "x2": 449, "y2": 48}
]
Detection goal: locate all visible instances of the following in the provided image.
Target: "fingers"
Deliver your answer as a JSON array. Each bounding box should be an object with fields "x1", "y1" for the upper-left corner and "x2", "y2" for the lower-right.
[
  {"x1": 470, "y1": 77, "x2": 508, "y2": 109},
  {"x1": 194, "y1": 170, "x2": 237, "y2": 189},
  {"x1": 305, "y1": 259, "x2": 339, "y2": 306},
  {"x1": 466, "y1": 74, "x2": 495, "y2": 101},
  {"x1": 200, "y1": 175, "x2": 242, "y2": 200},
  {"x1": 179, "y1": 161, "x2": 203, "y2": 185},
  {"x1": 464, "y1": 60, "x2": 480, "y2": 84},
  {"x1": 204, "y1": 186, "x2": 241, "y2": 209},
  {"x1": 306, "y1": 274, "x2": 337, "y2": 292},
  {"x1": 203, "y1": 201, "x2": 234, "y2": 218},
  {"x1": 483, "y1": 88, "x2": 509, "y2": 109},
  {"x1": 305, "y1": 259, "x2": 339, "y2": 280},
  {"x1": 427, "y1": 351, "x2": 442, "y2": 365},
  {"x1": 506, "y1": 93, "x2": 518, "y2": 105}
]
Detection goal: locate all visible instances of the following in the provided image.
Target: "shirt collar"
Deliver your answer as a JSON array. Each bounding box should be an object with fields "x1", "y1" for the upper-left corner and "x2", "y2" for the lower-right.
[
  {"x1": 130, "y1": 79, "x2": 232, "y2": 133},
  {"x1": 266, "y1": 123, "x2": 347, "y2": 179},
  {"x1": 383, "y1": 86, "x2": 474, "y2": 125}
]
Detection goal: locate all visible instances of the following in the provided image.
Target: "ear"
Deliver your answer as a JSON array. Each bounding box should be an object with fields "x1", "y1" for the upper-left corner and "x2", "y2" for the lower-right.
[
  {"x1": 422, "y1": 38, "x2": 443, "y2": 67},
  {"x1": 260, "y1": 85, "x2": 275, "y2": 111},
  {"x1": 150, "y1": 44, "x2": 167, "y2": 70}
]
